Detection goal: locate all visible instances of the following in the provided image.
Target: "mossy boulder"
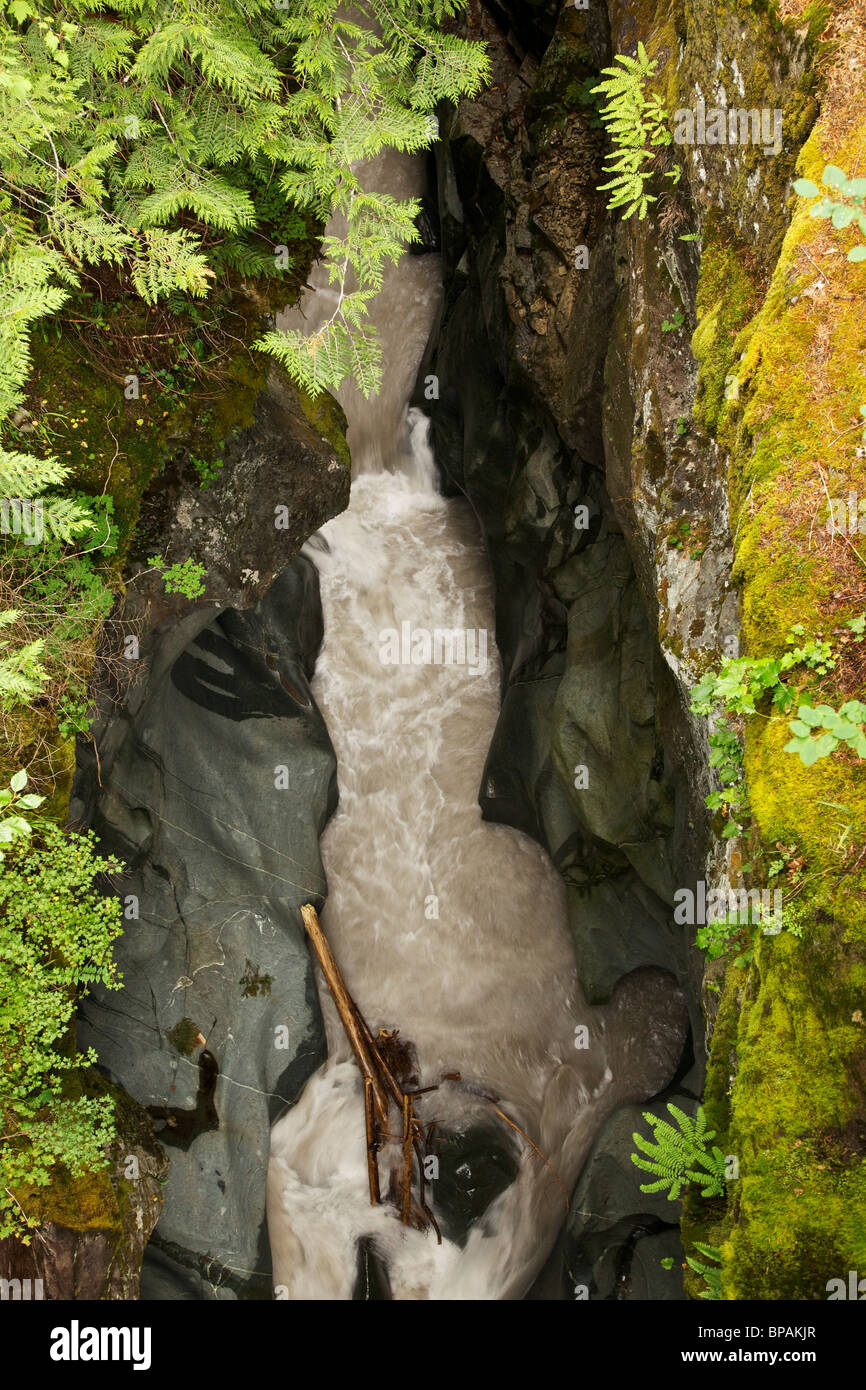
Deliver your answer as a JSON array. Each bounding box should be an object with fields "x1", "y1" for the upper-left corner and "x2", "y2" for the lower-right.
[{"x1": 0, "y1": 1072, "x2": 166, "y2": 1299}]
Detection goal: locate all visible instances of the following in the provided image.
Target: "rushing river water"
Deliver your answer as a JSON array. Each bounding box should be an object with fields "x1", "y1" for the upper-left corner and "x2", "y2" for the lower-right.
[{"x1": 266, "y1": 151, "x2": 686, "y2": 1300}]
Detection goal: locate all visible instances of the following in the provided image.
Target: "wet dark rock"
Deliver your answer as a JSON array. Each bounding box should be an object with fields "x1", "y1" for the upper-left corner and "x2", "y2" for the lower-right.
[
  {"x1": 419, "y1": 0, "x2": 726, "y2": 1295},
  {"x1": 410, "y1": 195, "x2": 442, "y2": 255},
  {"x1": 128, "y1": 363, "x2": 350, "y2": 620},
  {"x1": 429, "y1": 1123, "x2": 520, "y2": 1246},
  {"x1": 77, "y1": 561, "x2": 335, "y2": 1300},
  {"x1": 352, "y1": 1238, "x2": 393, "y2": 1301}
]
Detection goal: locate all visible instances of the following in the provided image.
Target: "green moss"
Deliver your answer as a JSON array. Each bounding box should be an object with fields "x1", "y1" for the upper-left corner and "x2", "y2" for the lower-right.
[
  {"x1": 748, "y1": 715, "x2": 866, "y2": 939},
  {"x1": 693, "y1": 103, "x2": 866, "y2": 1299},
  {"x1": 691, "y1": 213, "x2": 764, "y2": 431},
  {"x1": 721, "y1": 117, "x2": 866, "y2": 655},
  {"x1": 296, "y1": 383, "x2": 350, "y2": 469},
  {"x1": 16, "y1": 1070, "x2": 164, "y2": 1235},
  {"x1": 166, "y1": 1017, "x2": 204, "y2": 1057},
  {"x1": 28, "y1": 295, "x2": 275, "y2": 565},
  {"x1": 725, "y1": 924, "x2": 866, "y2": 1298}
]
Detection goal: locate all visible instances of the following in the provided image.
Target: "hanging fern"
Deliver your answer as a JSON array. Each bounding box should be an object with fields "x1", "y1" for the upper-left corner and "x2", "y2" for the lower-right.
[
  {"x1": 0, "y1": 611, "x2": 48, "y2": 711},
  {"x1": 686, "y1": 1242, "x2": 724, "y2": 1300},
  {"x1": 591, "y1": 42, "x2": 679, "y2": 221},
  {"x1": 631, "y1": 1103, "x2": 727, "y2": 1201}
]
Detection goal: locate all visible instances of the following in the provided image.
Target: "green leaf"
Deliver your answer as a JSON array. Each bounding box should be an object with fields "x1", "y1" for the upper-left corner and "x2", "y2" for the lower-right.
[
  {"x1": 10, "y1": 769, "x2": 27, "y2": 793},
  {"x1": 793, "y1": 178, "x2": 819, "y2": 198},
  {"x1": 822, "y1": 164, "x2": 847, "y2": 188},
  {"x1": 796, "y1": 705, "x2": 824, "y2": 727}
]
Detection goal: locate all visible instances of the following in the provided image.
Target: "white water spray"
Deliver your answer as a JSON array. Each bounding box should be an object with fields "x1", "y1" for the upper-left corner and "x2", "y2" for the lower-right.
[{"x1": 267, "y1": 151, "x2": 686, "y2": 1300}]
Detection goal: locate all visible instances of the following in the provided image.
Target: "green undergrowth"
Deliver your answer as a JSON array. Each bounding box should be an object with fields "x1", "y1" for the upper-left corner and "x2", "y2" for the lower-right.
[{"x1": 0, "y1": 237, "x2": 316, "y2": 805}]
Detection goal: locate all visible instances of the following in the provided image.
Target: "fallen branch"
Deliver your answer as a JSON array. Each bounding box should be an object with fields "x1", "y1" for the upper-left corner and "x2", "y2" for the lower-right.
[
  {"x1": 301, "y1": 903, "x2": 389, "y2": 1130},
  {"x1": 301, "y1": 902, "x2": 441, "y2": 1242}
]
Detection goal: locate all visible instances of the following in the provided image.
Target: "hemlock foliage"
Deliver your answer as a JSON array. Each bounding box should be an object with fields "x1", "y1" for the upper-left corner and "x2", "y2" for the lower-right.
[{"x1": 0, "y1": 0, "x2": 489, "y2": 438}]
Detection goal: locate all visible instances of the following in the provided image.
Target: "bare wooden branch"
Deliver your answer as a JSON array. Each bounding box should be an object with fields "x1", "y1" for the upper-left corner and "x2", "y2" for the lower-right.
[
  {"x1": 364, "y1": 1078, "x2": 381, "y2": 1206},
  {"x1": 301, "y1": 901, "x2": 443, "y2": 1241},
  {"x1": 301, "y1": 903, "x2": 389, "y2": 1129},
  {"x1": 401, "y1": 1093, "x2": 414, "y2": 1226}
]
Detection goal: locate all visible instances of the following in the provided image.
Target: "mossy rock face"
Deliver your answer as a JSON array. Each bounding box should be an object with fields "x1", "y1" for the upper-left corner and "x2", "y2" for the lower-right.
[
  {"x1": 0, "y1": 1072, "x2": 167, "y2": 1299},
  {"x1": 677, "y1": 29, "x2": 866, "y2": 1299},
  {"x1": 601, "y1": 0, "x2": 818, "y2": 689}
]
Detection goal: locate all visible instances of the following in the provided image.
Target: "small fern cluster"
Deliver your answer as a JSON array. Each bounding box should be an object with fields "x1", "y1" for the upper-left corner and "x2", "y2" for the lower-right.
[
  {"x1": 687, "y1": 1242, "x2": 724, "y2": 1299},
  {"x1": 631, "y1": 1103, "x2": 726, "y2": 1201},
  {"x1": 591, "y1": 43, "x2": 679, "y2": 220}
]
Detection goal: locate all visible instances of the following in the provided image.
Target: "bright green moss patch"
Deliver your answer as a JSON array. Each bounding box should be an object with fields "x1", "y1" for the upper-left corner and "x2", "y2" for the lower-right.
[
  {"x1": 721, "y1": 119, "x2": 866, "y2": 657},
  {"x1": 296, "y1": 384, "x2": 351, "y2": 470},
  {"x1": 692, "y1": 212, "x2": 765, "y2": 431},
  {"x1": 748, "y1": 713, "x2": 866, "y2": 939},
  {"x1": 694, "y1": 87, "x2": 866, "y2": 1298},
  {"x1": 725, "y1": 927, "x2": 866, "y2": 1298},
  {"x1": 12, "y1": 1069, "x2": 159, "y2": 1235}
]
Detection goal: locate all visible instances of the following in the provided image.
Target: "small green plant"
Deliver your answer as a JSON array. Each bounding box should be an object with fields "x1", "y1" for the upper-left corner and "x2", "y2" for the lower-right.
[
  {"x1": 563, "y1": 76, "x2": 605, "y2": 131},
  {"x1": 662, "y1": 309, "x2": 685, "y2": 332},
  {"x1": 691, "y1": 623, "x2": 862, "y2": 835},
  {"x1": 0, "y1": 609, "x2": 48, "y2": 711},
  {"x1": 696, "y1": 900, "x2": 791, "y2": 968},
  {"x1": 687, "y1": 1242, "x2": 724, "y2": 1299},
  {"x1": 631, "y1": 1103, "x2": 726, "y2": 1201},
  {"x1": 794, "y1": 164, "x2": 866, "y2": 262},
  {"x1": 691, "y1": 620, "x2": 865, "y2": 839},
  {"x1": 0, "y1": 824, "x2": 124, "y2": 1240},
  {"x1": 691, "y1": 625, "x2": 841, "y2": 720},
  {"x1": 591, "y1": 43, "x2": 680, "y2": 220},
  {"x1": 56, "y1": 695, "x2": 90, "y2": 741},
  {"x1": 0, "y1": 770, "x2": 45, "y2": 861},
  {"x1": 705, "y1": 726, "x2": 749, "y2": 839},
  {"x1": 148, "y1": 555, "x2": 207, "y2": 600},
  {"x1": 668, "y1": 517, "x2": 692, "y2": 549},
  {"x1": 784, "y1": 700, "x2": 866, "y2": 765},
  {"x1": 190, "y1": 451, "x2": 225, "y2": 490}
]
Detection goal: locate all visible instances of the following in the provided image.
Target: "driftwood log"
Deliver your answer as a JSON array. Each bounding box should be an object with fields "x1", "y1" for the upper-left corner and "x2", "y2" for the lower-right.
[{"x1": 300, "y1": 903, "x2": 441, "y2": 1240}]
